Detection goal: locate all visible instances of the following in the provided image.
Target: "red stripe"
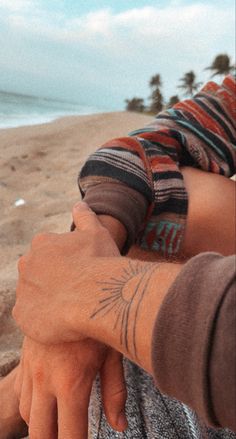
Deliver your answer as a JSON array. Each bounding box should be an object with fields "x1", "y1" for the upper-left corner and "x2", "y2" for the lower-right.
[
  {"x1": 146, "y1": 226, "x2": 157, "y2": 248},
  {"x1": 182, "y1": 100, "x2": 226, "y2": 138},
  {"x1": 138, "y1": 131, "x2": 180, "y2": 150},
  {"x1": 151, "y1": 156, "x2": 174, "y2": 167}
]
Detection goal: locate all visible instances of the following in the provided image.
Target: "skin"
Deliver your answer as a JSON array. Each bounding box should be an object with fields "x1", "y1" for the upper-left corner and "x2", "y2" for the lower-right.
[
  {"x1": 13, "y1": 204, "x2": 182, "y2": 439},
  {"x1": 180, "y1": 167, "x2": 236, "y2": 256},
  {"x1": 0, "y1": 211, "x2": 128, "y2": 439},
  {"x1": 1, "y1": 168, "x2": 235, "y2": 438},
  {"x1": 0, "y1": 368, "x2": 28, "y2": 439},
  {"x1": 11, "y1": 208, "x2": 128, "y2": 439},
  {"x1": 14, "y1": 339, "x2": 127, "y2": 439},
  {"x1": 13, "y1": 203, "x2": 180, "y2": 347}
]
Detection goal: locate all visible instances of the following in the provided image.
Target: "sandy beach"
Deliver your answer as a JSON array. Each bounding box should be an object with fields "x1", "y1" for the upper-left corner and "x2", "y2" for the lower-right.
[
  {"x1": 0, "y1": 111, "x2": 152, "y2": 377},
  {"x1": 0, "y1": 110, "x2": 235, "y2": 439}
]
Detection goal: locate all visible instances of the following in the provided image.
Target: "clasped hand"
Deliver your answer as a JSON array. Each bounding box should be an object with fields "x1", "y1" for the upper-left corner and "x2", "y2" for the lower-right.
[
  {"x1": 13, "y1": 202, "x2": 119, "y2": 344},
  {"x1": 13, "y1": 202, "x2": 128, "y2": 437}
]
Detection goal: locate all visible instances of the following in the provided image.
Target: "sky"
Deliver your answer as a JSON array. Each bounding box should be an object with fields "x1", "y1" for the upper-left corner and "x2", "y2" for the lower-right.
[{"x1": 0, "y1": 0, "x2": 235, "y2": 110}]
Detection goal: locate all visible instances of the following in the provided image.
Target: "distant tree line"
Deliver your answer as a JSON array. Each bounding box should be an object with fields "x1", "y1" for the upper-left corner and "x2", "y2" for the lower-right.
[{"x1": 125, "y1": 53, "x2": 235, "y2": 114}]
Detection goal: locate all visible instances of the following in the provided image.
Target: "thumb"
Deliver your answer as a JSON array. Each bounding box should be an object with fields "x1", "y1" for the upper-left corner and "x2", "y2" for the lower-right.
[{"x1": 72, "y1": 201, "x2": 102, "y2": 231}]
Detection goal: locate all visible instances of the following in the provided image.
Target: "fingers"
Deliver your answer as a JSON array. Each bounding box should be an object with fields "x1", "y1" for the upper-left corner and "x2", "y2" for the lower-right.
[
  {"x1": 14, "y1": 359, "x2": 25, "y2": 401},
  {"x1": 18, "y1": 373, "x2": 33, "y2": 426},
  {"x1": 72, "y1": 201, "x2": 102, "y2": 232},
  {"x1": 17, "y1": 255, "x2": 29, "y2": 274},
  {"x1": 14, "y1": 359, "x2": 33, "y2": 426},
  {"x1": 100, "y1": 350, "x2": 128, "y2": 432},
  {"x1": 57, "y1": 383, "x2": 92, "y2": 439},
  {"x1": 18, "y1": 233, "x2": 56, "y2": 274},
  {"x1": 28, "y1": 390, "x2": 57, "y2": 439}
]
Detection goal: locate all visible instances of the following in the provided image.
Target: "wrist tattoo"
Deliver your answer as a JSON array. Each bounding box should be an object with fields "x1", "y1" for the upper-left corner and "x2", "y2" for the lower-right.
[{"x1": 90, "y1": 260, "x2": 158, "y2": 359}]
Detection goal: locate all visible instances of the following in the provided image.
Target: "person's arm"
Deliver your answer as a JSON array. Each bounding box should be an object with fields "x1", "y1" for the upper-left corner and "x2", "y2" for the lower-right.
[
  {"x1": 12, "y1": 208, "x2": 129, "y2": 439},
  {"x1": 13, "y1": 203, "x2": 236, "y2": 431},
  {"x1": 152, "y1": 252, "x2": 236, "y2": 432},
  {"x1": 78, "y1": 75, "x2": 236, "y2": 256}
]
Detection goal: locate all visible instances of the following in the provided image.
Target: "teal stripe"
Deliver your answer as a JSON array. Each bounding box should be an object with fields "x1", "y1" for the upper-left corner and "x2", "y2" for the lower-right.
[
  {"x1": 129, "y1": 127, "x2": 156, "y2": 136},
  {"x1": 171, "y1": 117, "x2": 227, "y2": 161}
]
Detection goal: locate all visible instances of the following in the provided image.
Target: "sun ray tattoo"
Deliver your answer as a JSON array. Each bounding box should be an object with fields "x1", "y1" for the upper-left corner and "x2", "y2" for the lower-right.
[{"x1": 90, "y1": 260, "x2": 158, "y2": 359}]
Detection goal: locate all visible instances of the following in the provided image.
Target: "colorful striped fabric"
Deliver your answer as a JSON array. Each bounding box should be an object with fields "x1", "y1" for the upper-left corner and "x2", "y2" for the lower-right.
[{"x1": 79, "y1": 75, "x2": 236, "y2": 257}]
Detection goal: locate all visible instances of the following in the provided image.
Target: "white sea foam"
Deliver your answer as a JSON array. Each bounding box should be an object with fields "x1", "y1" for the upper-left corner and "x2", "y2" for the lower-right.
[{"x1": 0, "y1": 91, "x2": 104, "y2": 129}]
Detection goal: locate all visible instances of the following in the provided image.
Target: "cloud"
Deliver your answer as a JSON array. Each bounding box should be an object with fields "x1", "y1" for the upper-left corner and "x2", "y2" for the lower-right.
[
  {"x1": 5, "y1": 3, "x2": 234, "y2": 58},
  {"x1": 0, "y1": 0, "x2": 36, "y2": 12},
  {"x1": 0, "y1": 1, "x2": 234, "y2": 107}
]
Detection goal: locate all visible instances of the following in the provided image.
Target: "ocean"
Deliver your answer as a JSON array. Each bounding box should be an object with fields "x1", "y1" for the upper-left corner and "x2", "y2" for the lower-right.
[{"x1": 0, "y1": 91, "x2": 104, "y2": 129}]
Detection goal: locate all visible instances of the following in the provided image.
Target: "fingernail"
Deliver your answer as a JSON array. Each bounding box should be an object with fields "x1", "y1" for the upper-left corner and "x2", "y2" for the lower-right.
[
  {"x1": 117, "y1": 411, "x2": 128, "y2": 431},
  {"x1": 73, "y1": 201, "x2": 89, "y2": 210}
]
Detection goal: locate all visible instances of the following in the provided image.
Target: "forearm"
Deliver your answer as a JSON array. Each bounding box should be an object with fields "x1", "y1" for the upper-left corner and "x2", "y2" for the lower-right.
[
  {"x1": 152, "y1": 253, "x2": 236, "y2": 430},
  {"x1": 70, "y1": 256, "x2": 182, "y2": 374}
]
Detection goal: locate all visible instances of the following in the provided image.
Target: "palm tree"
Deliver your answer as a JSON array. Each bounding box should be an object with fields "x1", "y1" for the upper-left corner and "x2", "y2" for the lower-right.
[
  {"x1": 178, "y1": 71, "x2": 202, "y2": 97},
  {"x1": 148, "y1": 73, "x2": 163, "y2": 114},
  {"x1": 149, "y1": 88, "x2": 163, "y2": 114},
  {"x1": 205, "y1": 54, "x2": 235, "y2": 77},
  {"x1": 125, "y1": 97, "x2": 145, "y2": 113},
  {"x1": 167, "y1": 95, "x2": 180, "y2": 108},
  {"x1": 149, "y1": 74, "x2": 162, "y2": 89}
]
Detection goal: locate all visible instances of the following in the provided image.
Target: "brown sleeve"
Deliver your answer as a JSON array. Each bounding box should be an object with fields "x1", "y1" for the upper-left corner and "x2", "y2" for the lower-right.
[
  {"x1": 83, "y1": 182, "x2": 148, "y2": 254},
  {"x1": 152, "y1": 253, "x2": 236, "y2": 431}
]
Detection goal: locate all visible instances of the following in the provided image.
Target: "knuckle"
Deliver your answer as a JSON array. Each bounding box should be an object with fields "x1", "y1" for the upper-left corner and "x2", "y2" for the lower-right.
[
  {"x1": 57, "y1": 373, "x2": 92, "y2": 398},
  {"x1": 12, "y1": 303, "x2": 22, "y2": 324},
  {"x1": 56, "y1": 375, "x2": 75, "y2": 397},
  {"x1": 17, "y1": 255, "x2": 28, "y2": 273},
  {"x1": 31, "y1": 232, "x2": 50, "y2": 248},
  {"x1": 33, "y1": 368, "x2": 45, "y2": 386},
  {"x1": 31, "y1": 233, "x2": 45, "y2": 246},
  {"x1": 110, "y1": 386, "x2": 127, "y2": 401},
  {"x1": 12, "y1": 304, "x2": 17, "y2": 319}
]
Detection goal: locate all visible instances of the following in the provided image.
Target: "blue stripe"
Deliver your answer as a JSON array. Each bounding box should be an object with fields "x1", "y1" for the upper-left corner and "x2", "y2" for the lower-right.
[
  {"x1": 194, "y1": 97, "x2": 236, "y2": 143},
  {"x1": 158, "y1": 112, "x2": 234, "y2": 171}
]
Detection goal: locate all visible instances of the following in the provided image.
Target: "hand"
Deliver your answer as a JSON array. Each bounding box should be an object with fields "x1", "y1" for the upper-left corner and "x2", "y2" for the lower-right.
[
  {"x1": 13, "y1": 202, "x2": 120, "y2": 344},
  {"x1": 15, "y1": 337, "x2": 128, "y2": 438},
  {"x1": 0, "y1": 367, "x2": 28, "y2": 439}
]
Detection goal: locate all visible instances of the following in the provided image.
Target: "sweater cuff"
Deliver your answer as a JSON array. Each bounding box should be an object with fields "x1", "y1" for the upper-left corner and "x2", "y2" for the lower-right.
[
  {"x1": 151, "y1": 252, "x2": 236, "y2": 428},
  {"x1": 83, "y1": 182, "x2": 148, "y2": 254}
]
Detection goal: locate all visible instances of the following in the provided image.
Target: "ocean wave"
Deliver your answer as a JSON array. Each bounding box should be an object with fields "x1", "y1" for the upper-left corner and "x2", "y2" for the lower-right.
[{"x1": 0, "y1": 91, "x2": 104, "y2": 128}]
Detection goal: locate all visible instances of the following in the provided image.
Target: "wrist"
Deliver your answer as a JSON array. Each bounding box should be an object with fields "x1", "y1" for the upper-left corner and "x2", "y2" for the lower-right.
[
  {"x1": 72, "y1": 256, "x2": 182, "y2": 374},
  {"x1": 83, "y1": 183, "x2": 148, "y2": 253}
]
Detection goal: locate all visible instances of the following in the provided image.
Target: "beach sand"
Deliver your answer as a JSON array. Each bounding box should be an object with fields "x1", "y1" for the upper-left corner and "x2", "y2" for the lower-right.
[{"x1": 0, "y1": 111, "x2": 152, "y2": 436}]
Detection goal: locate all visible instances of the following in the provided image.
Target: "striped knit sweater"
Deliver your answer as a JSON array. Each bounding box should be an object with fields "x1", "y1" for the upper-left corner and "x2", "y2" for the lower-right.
[{"x1": 79, "y1": 75, "x2": 236, "y2": 257}]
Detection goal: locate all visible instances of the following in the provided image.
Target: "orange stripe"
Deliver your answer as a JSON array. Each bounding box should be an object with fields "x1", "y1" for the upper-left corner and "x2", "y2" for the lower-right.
[
  {"x1": 138, "y1": 131, "x2": 180, "y2": 149},
  {"x1": 181, "y1": 99, "x2": 226, "y2": 138},
  {"x1": 223, "y1": 75, "x2": 236, "y2": 95},
  {"x1": 151, "y1": 156, "x2": 174, "y2": 167}
]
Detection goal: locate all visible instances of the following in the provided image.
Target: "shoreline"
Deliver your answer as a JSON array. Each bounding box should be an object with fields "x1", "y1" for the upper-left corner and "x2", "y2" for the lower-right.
[{"x1": 0, "y1": 110, "x2": 120, "y2": 131}]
